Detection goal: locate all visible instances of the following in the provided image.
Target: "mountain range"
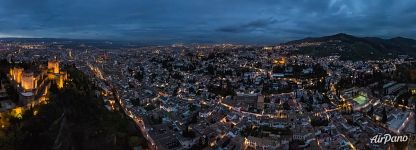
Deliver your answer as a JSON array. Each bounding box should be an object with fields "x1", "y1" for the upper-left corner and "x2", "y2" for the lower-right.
[
  {"x1": 286, "y1": 33, "x2": 416, "y2": 60},
  {"x1": 1, "y1": 33, "x2": 416, "y2": 60}
]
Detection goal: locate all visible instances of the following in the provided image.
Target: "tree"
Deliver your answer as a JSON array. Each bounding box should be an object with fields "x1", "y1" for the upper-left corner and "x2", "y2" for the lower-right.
[
  {"x1": 382, "y1": 108, "x2": 388, "y2": 124},
  {"x1": 133, "y1": 71, "x2": 143, "y2": 81},
  {"x1": 131, "y1": 98, "x2": 141, "y2": 106},
  {"x1": 9, "y1": 116, "x2": 22, "y2": 150},
  {"x1": 305, "y1": 102, "x2": 313, "y2": 112},
  {"x1": 403, "y1": 98, "x2": 408, "y2": 106},
  {"x1": 311, "y1": 117, "x2": 329, "y2": 127},
  {"x1": 206, "y1": 65, "x2": 215, "y2": 75},
  {"x1": 5, "y1": 85, "x2": 19, "y2": 103},
  {"x1": 367, "y1": 106, "x2": 374, "y2": 117},
  {"x1": 283, "y1": 101, "x2": 290, "y2": 110},
  {"x1": 300, "y1": 96, "x2": 305, "y2": 103},
  {"x1": 189, "y1": 103, "x2": 197, "y2": 112}
]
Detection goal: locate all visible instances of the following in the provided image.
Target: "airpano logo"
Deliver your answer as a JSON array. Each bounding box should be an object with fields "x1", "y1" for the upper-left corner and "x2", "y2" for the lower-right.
[{"x1": 370, "y1": 134, "x2": 409, "y2": 144}]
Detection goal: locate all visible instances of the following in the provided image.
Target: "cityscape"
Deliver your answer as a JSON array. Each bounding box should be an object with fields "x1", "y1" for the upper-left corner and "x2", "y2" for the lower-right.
[{"x1": 0, "y1": 1, "x2": 416, "y2": 150}]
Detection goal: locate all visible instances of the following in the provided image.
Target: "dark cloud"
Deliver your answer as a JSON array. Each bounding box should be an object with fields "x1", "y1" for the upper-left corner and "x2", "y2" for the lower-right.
[
  {"x1": 216, "y1": 18, "x2": 279, "y2": 33},
  {"x1": 0, "y1": 0, "x2": 415, "y2": 43}
]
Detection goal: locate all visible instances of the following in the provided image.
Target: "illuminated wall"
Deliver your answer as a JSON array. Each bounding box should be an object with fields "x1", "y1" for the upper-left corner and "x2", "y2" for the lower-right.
[
  {"x1": 57, "y1": 72, "x2": 67, "y2": 89},
  {"x1": 48, "y1": 73, "x2": 56, "y2": 80},
  {"x1": 48, "y1": 60, "x2": 60, "y2": 74},
  {"x1": 11, "y1": 67, "x2": 23, "y2": 84},
  {"x1": 9, "y1": 68, "x2": 38, "y2": 91},
  {"x1": 9, "y1": 68, "x2": 13, "y2": 78},
  {"x1": 21, "y1": 71, "x2": 35, "y2": 91}
]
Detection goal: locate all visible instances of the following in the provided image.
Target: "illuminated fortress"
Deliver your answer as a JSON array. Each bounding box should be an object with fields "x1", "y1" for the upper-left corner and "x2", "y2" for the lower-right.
[
  {"x1": 8, "y1": 59, "x2": 67, "y2": 107},
  {"x1": 48, "y1": 59, "x2": 60, "y2": 74},
  {"x1": 21, "y1": 71, "x2": 36, "y2": 91}
]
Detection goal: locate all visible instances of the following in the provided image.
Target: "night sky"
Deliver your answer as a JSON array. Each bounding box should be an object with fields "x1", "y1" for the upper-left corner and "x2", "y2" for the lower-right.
[{"x1": 0, "y1": 0, "x2": 415, "y2": 43}]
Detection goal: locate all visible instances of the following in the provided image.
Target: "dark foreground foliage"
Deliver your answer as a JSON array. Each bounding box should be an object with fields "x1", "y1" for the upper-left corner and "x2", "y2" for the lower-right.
[{"x1": 0, "y1": 65, "x2": 146, "y2": 150}]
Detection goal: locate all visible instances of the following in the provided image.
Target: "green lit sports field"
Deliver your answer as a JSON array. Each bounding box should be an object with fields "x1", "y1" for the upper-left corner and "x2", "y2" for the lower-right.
[{"x1": 353, "y1": 95, "x2": 367, "y2": 106}]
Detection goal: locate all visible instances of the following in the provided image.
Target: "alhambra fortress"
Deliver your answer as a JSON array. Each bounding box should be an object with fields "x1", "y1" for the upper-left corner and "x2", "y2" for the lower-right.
[{"x1": 0, "y1": 59, "x2": 67, "y2": 126}]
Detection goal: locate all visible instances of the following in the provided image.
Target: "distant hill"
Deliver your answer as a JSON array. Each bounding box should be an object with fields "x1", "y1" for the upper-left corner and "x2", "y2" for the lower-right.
[
  {"x1": 0, "y1": 37, "x2": 154, "y2": 49},
  {"x1": 286, "y1": 33, "x2": 416, "y2": 60}
]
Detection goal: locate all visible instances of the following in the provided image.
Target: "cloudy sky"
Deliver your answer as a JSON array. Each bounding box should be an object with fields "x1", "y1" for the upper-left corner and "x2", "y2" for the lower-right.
[{"x1": 0, "y1": 0, "x2": 415, "y2": 43}]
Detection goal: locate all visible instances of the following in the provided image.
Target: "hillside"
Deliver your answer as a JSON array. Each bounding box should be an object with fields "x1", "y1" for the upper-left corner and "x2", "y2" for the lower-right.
[
  {"x1": 0, "y1": 65, "x2": 147, "y2": 150},
  {"x1": 286, "y1": 33, "x2": 416, "y2": 60}
]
